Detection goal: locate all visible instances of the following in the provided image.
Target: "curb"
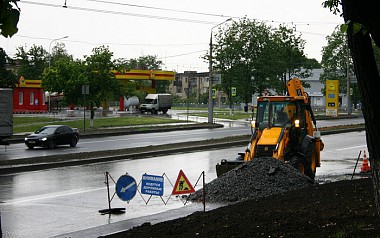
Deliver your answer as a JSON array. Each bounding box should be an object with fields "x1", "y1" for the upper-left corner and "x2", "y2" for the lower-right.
[
  {"x1": 0, "y1": 140, "x2": 247, "y2": 174},
  {"x1": 0, "y1": 126, "x2": 365, "y2": 175},
  {"x1": 8, "y1": 123, "x2": 224, "y2": 144}
]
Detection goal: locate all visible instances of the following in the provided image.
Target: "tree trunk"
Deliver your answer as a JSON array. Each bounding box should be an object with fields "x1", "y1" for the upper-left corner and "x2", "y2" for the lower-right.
[{"x1": 342, "y1": 0, "x2": 380, "y2": 216}]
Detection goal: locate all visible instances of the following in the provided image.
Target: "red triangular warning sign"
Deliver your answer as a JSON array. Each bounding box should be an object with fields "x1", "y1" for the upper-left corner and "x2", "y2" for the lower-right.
[{"x1": 171, "y1": 170, "x2": 195, "y2": 195}]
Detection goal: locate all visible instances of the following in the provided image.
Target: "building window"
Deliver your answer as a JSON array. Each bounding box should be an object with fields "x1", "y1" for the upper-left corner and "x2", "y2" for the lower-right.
[
  {"x1": 30, "y1": 92, "x2": 34, "y2": 105},
  {"x1": 19, "y1": 92, "x2": 23, "y2": 105}
]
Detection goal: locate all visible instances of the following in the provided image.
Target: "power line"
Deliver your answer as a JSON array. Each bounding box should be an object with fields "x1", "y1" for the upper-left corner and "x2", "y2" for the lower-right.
[
  {"x1": 21, "y1": 1, "x2": 221, "y2": 25},
  {"x1": 162, "y1": 50, "x2": 207, "y2": 59},
  {"x1": 21, "y1": 1, "x2": 339, "y2": 27},
  {"x1": 81, "y1": 0, "x2": 235, "y2": 19}
]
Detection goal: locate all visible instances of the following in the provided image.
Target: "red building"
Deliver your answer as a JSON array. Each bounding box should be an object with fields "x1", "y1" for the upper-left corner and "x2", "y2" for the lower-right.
[{"x1": 13, "y1": 77, "x2": 47, "y2": 113}]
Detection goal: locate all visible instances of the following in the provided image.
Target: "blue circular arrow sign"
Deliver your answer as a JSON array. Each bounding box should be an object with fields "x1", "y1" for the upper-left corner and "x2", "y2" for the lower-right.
[{"x1": 116, "y1": 174, "x2": 137, "y2": 201}]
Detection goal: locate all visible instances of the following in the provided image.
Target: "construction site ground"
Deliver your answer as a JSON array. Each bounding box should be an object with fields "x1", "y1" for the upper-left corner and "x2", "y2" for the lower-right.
[{"x1": 106, "y1": 178, "x2": 380, "y2": 238}]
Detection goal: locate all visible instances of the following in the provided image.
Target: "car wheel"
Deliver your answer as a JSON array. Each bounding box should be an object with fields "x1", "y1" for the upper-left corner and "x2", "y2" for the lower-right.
[
  {"x1": 70, "y1": 137, "x2": 78, "y2": 147},
  {"x1": 47, "y1": 139, "x2": 55, "y2": 149},
  {"x1": 27, "y1": 145, "x2": 34, "y2": 149}
]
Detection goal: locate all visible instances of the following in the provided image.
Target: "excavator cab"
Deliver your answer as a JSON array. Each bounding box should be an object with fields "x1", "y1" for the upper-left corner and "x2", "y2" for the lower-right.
[{"x1": 216, "y1": 78, "x2": 324, "y2": 179}]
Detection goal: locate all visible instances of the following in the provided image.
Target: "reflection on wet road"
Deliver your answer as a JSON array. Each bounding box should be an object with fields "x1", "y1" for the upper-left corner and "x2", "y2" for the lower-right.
[{"x1": 0, "y1": 131, "x2": 367, "y2": 238}]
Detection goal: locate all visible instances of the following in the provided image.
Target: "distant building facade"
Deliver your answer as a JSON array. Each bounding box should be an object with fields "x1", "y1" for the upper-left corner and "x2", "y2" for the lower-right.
[
  {"x1": 169, "y1": 71, "x2": 221, "y2": 101},
  {"x1": 169, "y1": 69, "x2": 329, "y2": 109},
  {"x1": 13, "y1": 77, "x2": 47, "y2": 113}
]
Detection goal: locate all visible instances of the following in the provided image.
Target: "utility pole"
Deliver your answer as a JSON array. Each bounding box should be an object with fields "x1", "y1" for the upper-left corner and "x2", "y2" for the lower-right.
[{"x1": 346, "y1": 36, "x2": 352, "y2": 115}]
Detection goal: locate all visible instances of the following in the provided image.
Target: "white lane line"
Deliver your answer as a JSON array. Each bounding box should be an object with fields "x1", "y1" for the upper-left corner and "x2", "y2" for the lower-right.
[
  {"x1": 336, "y1": 145, "x2": 367, "y2": 151},
  {"x1": 0, "y1": 187, "x2": 110, "y2": 205}
]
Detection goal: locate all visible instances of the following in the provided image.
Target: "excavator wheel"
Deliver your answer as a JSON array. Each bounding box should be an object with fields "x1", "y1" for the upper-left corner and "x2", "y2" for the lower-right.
[{"x1": 290, "y1": 156, "x2": 315, "y2": 180}]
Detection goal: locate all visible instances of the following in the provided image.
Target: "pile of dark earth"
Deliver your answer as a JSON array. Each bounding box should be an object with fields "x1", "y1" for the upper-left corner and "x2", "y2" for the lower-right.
[
  {"x1": 189, "y1": 157, "x2": 315, "y2": 203},
  {"x1": 105, "y1": 158, "x2": 380, "y2": 238}
]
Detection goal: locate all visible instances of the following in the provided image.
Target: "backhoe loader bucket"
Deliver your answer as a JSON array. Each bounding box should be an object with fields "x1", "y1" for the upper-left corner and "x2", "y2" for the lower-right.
[{"x1": 216, "y1": 159, "x2": 245, "y2": 177}]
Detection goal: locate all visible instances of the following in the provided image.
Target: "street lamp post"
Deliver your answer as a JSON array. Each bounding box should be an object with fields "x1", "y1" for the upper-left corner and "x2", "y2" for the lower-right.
[
  {"x1": 48, "y1": 36, "x2": 68, "y2": 112},
  {"x1": 208, "y1": 19, "x2": 231, "y2": 124},
  {"x1": 48, "y1": 36, "x2": 68, "y2": 67}
]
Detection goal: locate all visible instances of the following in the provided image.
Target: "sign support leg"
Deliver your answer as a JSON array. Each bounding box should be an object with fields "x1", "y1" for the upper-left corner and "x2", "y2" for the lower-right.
[{"x1": 98, "y1": 171, "x2": 126, "y2": 215}]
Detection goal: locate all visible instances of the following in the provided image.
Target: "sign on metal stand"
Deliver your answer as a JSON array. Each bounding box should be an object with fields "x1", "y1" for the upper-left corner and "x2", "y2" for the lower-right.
[
  {"x1": 98, "y1": 172, "x2": 126, "y2": 215},
  {"x1": 116, "y1": 174, "x2": 137, "y2": 201},
  {"x1": 141, "y1": 174, "x2": 164, "y2": 196}
]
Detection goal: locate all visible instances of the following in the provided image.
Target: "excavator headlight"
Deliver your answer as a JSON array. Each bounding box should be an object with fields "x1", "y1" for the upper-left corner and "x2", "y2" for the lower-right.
[{"x1": 294, "y1": 119, "x2": 300, "y2": 128}]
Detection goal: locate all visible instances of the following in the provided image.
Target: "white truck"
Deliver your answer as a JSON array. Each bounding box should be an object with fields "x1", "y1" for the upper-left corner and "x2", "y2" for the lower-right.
[
  {"x1": 140, "y1": 94, "x2": 172, "y2": 114},
  {"x1": 0, "y1": 88, "x2": 13, "y2": 145}
]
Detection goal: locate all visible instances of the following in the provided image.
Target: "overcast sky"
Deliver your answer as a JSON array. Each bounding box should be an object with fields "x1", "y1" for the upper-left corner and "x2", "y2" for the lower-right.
[{"x1": 1, "y1": 0, "x2": 343, "y2": 73}]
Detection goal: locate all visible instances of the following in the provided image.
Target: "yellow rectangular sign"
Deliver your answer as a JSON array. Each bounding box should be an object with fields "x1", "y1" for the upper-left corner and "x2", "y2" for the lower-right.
[{"x1": 325, "y1": 80, "x2": 339, "y2": 117}]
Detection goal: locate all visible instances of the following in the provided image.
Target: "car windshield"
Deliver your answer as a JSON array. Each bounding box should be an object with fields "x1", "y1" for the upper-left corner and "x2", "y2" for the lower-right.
[
  {"x1": 35, "y1": 127, "x2": 57, "y2": 135},
  {"x1": 256, "y1": 101, "x2": 296, "y2": 129},
  {"x1": 144, "y1": 98, "x2": 154, "y2": 104}
]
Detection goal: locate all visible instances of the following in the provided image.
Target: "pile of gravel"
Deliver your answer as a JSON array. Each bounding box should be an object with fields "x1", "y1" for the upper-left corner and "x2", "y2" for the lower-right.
[{"x1": 189, "y1": 157, "x2": 316, "y2": 204}]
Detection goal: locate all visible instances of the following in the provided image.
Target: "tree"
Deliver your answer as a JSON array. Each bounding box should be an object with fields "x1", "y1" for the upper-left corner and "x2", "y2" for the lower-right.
[
  {"x1": 213, "y1": 18, "x2": 275, "y2": 104},
  {"x1": 84, "y1": 45, "x2": 120, "y2": 113},
  {"x1": 42, "y1": 57, "x2": 86, "y2": 107},
  {"x1": 0, "y1": 47, "x2": 17, "y2": 87},
  {"x1": 324, "y1": 0, "x2": 380, "y2": 216},
  {"x1": 212, "y1": 18, "x2": 316, "y2": 104},
  {"x1": 0, "y1": 0, "x2": 20, "y2": 37},
  {"x1": 50, "y1": 42, "x2": 72, "y2": 66},
  {"x1": 272, "y1": 25, "x2": 318, "y2": 94},
  {"x1": 15, "y1": 45, "x2": 48, "y2": 79},
  {"x1": 43, "y1": 45, "x2": 121, "y2": 114},
  {"x1": 320, "y1": 26, "x2": 360, "y2": 108},
  {"x1": 115, "y1": 55, "x2": 163, "y2": 70}
]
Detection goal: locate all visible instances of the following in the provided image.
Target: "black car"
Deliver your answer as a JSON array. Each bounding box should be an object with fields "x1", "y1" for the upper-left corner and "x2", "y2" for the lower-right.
[{"x1": 25, "y1": 125, "x2": 79, "y2": 149}]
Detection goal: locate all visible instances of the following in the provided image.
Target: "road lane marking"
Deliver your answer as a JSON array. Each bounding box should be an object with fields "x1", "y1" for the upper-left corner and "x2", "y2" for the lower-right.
[
  {"x1": 0, "y1": 187, "x2": 111, "y2": 205},
  {"x1": 336, "y1": 145, "x2": 367, "y2": 151}
]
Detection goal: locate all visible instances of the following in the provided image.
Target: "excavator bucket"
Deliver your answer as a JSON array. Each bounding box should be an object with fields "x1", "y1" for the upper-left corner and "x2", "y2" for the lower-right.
[{"x1": 216, "y1": 157, "x2": 245, "y2": 177}]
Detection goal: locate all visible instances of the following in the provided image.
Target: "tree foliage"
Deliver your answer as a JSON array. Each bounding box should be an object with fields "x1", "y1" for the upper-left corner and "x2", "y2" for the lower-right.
[
  {"x1": 83, "y1": 45, "x2": 120, "y2": 107},
  {"x1": 320, "y1": 27, "x2": 354, "y2": 91},
  {"x1": 211, "y1": 17, "x2": 317, "y2": 103},
  {"x1": 0, "y1": 47, "x2": 17, "y2": 87},
  {"x1": 0, "y1": 0, "x2": 20, "y2": 37},
  {"x1": 15, "y1": 45, "x2": 48, "y2": 79}
]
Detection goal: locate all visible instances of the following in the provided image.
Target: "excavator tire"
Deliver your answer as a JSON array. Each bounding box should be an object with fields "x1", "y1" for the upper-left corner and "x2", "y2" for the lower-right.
[{"x1": 290, "y1": 156, "x2": 315, "y2": 180}]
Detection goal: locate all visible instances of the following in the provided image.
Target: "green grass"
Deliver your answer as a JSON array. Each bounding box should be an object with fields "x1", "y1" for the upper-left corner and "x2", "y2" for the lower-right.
[
  {"x1": 187, "y1": 111, "x2": 252, "y2": 120},
  {"x1": 13, "y1": 116, "x2": 184, "y2": 134}
]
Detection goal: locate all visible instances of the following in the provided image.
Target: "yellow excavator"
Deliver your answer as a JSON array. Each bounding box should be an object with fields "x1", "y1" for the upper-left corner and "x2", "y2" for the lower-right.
[{"x1": 216, "y1": 78, "x2": 324, "y2": 179}]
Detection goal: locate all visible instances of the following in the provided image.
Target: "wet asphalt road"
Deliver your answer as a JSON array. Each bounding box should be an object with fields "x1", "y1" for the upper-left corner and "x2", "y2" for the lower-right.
[{"x1": 0, "y1": 130, "x2": 368, "y2": 238}]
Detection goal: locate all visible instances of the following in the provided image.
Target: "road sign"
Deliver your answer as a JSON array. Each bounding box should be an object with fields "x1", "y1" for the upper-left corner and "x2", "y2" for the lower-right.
[
  {"x1": 82, "y1": 85, "x2": 89, "y2": 95},
  {"x1": 212, "y1": 89, "x2": 216, "y2": 99},
  {"x1": 231, "y1": 87, "x2": 236, "y2": 97},
  {"x1": 172, "y1": 170, "x2": 195, "y2": 195},
  {"x1": 325, "y1": 80, "x2": 339, "y2": 117},
  {"x1": 116, "y1": 174, "x2": 137, "y2": 201},
  {"x1": 141, "y1": 174, "x2": 164, "y2": 196}
]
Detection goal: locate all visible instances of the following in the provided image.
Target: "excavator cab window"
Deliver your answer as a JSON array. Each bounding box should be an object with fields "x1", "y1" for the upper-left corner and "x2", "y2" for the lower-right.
[{"x1": 256, "y1": 101, "x2": 296, "y2": 130}]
